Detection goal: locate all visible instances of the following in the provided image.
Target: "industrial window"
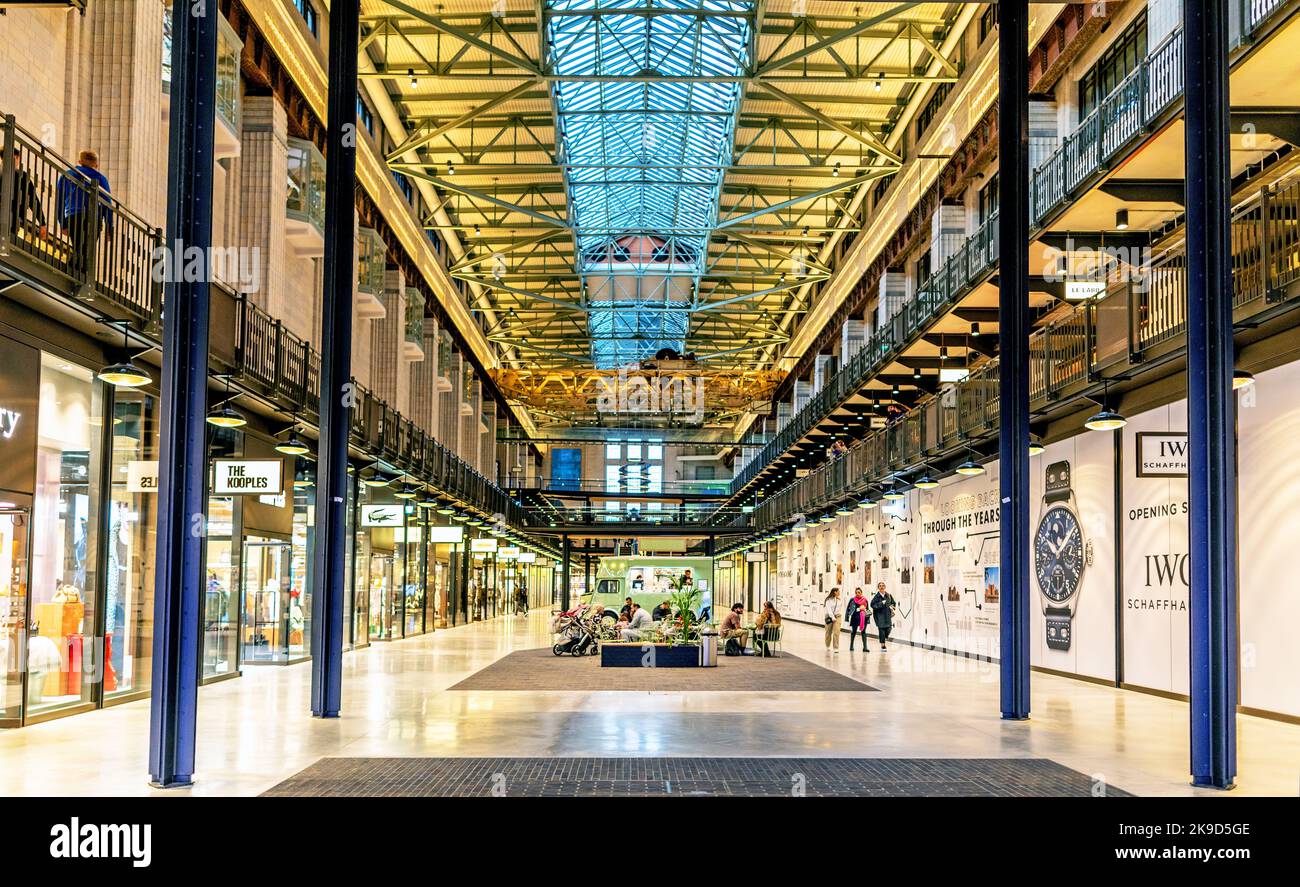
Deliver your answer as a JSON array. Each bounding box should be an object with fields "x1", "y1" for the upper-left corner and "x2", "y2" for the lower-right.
[
  {"x1": 1078, "y1": 11, "x2": 1148, "y2": 119},
  {"x1": 293, "y1": 0, "x2": 318, "y2": 37},
  {"x1": 978, "y1": 174, "x2": 999, "y2": 224},
  {"x1": 977, "y1": 6, "x2": 996, "y2": 44},
  {"x1": 915, "y1": 83, "x2": 954, "y2": 141},
  {"x1": 393, "y1": 171, "x2": 415, "y2": 205},
  {"x1": 357, "y1": 95, "x2": 375, "y2": 136}
]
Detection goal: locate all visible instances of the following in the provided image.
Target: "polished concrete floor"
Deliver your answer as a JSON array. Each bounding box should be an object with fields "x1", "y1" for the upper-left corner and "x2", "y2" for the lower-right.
[{"x1": 0, "y1": 612, "x2": 1296, "y2": 796}]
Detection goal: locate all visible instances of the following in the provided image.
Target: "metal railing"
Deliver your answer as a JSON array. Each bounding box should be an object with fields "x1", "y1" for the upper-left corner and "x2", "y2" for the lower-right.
[
  {"x1": 735, "y1": 6, "x2": 1293, "y2": 505},
  {"x1": 731, "y1": 210, "x2": 999, "y2": 490},
  {"x1": 0, "y1": 107, "x2": 532, "y2": 540},
  {"x1": 0, "y1": 114, "x2": 163, "y2": 324},
  {"x1": 749, "y1": 169, "x2": 1300, "y2": 534}
]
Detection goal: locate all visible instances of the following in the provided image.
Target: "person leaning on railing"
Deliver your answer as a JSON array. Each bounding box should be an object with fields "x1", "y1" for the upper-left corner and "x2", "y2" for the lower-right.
[{"x1": 55, "y1": 149, "x2": 113, "y2": 276}]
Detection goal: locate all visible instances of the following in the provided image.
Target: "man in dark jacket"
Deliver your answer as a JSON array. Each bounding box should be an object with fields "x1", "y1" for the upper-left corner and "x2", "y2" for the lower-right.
[
  {"x1": 8, "y1": 149, "x2": 48, "y2": 242},
  {"x1": 870, "y1": 581, "x2": 897, "y2": 651}
]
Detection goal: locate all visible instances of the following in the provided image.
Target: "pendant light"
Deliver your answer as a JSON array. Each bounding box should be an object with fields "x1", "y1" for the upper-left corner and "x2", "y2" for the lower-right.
[
  {"x1": 883, "y1": 482, "x2": 906, "y2": 501},
  {"x1": 1085, "y1": 383, "x2": 1127, "y2": 432},
  {"x1": 393, "y1": 477, "x2": 419, "y2": 499},
  {"x1": 1233, "y1": 368, "x2": 1255, "y2": 390},
  {"x1": 417, "y1": 493, "x2": 438, "y2": 510},
  {"x1": 857, "y1": 495, "x2": 877, "y2": 509},
  {"x1": 361, "y1": 464, "x2": 392, "y2": 487},
  {"x1": 275, "y1": 418, "x2": 310, "y2": 456},
  {"x1": 835, "y1": 503, "x2": 854, "y2": 516},
  {"x1": 206, "y1": 376, "x2": 247, "y2": 428},
  {"x1": 436, "y1": 499, "x2": 457, "y2": 515},
  {"x1": 1085, "y1": 408, "x2": 1127, "y2": 431},
  {"x1": 915, "y1": 470, "x2": 939, "y2": 490},
  {"x1": 98, "y1": 320, "x2": 153, "y2": 388},
  {"x1": 1028, "y1": 436, "x2": 1045, "y2": 456},
  {"x1": 956, "y1": 457, "x2": 985, "y2": 476}
]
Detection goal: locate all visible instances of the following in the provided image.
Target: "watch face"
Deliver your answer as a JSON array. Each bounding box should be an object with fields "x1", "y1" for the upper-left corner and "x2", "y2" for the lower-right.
[{"x1": 1034, "y1": 504, "x2": 1084, "y2": 603}]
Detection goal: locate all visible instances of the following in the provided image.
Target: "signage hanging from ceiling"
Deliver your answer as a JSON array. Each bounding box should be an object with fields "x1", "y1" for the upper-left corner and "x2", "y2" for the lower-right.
[
  {"x1": 361, "y1": 504, "x2": 405, "y2": 527},
  {"x1": 470, "y1": 537, "x2": 498, "y2": 554},
  {"x1": 426, "y1": 525, "x2": 465, "y2": 544},
  {"x1": 212, "y1": 459, "x2": 283, "y2": 495}
]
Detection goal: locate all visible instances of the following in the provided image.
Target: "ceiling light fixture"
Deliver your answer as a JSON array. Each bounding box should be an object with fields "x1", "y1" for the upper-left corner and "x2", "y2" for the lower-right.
[
  {"x1": 1233, "y1": 368, "x2": 1255, "y2": 390},
  {"x1": 1115, "y1": 208, "x2": 1129, "y2": 230},
  {"x1": 98, "y1": 321, "x2": 153, "y2": 388}
]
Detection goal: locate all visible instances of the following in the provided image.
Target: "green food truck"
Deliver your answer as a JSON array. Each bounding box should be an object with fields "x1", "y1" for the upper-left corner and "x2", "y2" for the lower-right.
[{"x1": 581, "y1": 555, "x2": 714, "y2": 618}]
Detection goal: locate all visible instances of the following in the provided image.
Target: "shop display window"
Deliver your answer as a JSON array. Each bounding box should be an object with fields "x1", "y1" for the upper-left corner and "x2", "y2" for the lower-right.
[
  {"x1": 203, "y1": 496, "x2": 239, "y2": 677},
  {"x1": 27, "y1": 356, "x2": 103, "y2": 715},
  {"x1": 403, "y1": 511, "x2": 423, "y2": 636},
  {"x1": 106, "y1": 390, "x2": 158, "y2": 699},
  {"x1": 352, "y1": 519, "x2": 370, "y2": 647},
  {"x1": 0, "y1": 504, "x2": 31, "y2": 722},
  {"x1": 242, "y1": 535, "x2": 292, "y2": 662},
  {"x1": 289, "y1": 463, "x2": 314, "y2": 659},
  {"x1": 343, "y1": 473, "x2": 358, "y2": 648},
  {"x1": 361, "y1": 483, "x2": 400, "y2": 641}
]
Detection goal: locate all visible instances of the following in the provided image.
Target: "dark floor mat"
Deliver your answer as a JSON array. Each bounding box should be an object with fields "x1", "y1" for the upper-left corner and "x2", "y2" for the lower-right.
[
  {"x1": 263, "y1": 757, "x2": 1130, "y2": 797},
  {"x1": 446, "y1": 647, "x2": 875, "y2": 692}
]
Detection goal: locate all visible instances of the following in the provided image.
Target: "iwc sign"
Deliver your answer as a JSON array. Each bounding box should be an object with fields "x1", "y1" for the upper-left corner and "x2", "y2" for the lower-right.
[{"x1": 1136, "y1": 432, "x2": 1188, "y2": 477}]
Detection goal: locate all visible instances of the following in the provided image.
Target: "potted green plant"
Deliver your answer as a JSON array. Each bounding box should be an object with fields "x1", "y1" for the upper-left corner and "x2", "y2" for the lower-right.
[{"x1": 667, "y1": 577, "x2": 701, "y2": 646}]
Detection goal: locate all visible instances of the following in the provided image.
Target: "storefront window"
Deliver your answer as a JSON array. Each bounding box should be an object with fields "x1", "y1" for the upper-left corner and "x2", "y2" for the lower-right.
[
  {"x1": 242, "y1": 534, "x2": 291, "y2": 662},
  {"x1": 403, "y1": 508, "x2": 423, "y2": 636},
  {"x1": 343, "y1": 472, "x2": 357, "y2": 648},
  {"x1": 28, "y1": 356, "x2": 103, "y2": 715},
  {"x1": 106, "y1": 390, "x2": 158, "y2": 699},
  {"x1": 289, "y1": 460, "x2": 314, "y2": 659},
  {"x1": 352, "y1": 493, "x2": 370, "y2": 647},
  {"x1": 0, "y1": 505, "x2": 31, "y2": 722},
  {"x1": 360, "y1": 483, "x2": 400, "y2": 641},
  {"x1": 203, "y1": 426, "x2": 242, "y2": 679},
  {"x1": 203, "y1": 495, "x2": 239, "y2": 677}
]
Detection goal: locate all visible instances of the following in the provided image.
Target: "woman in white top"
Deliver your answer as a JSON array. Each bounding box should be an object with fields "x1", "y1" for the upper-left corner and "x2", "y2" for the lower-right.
[{"x1": 823, "y1": 587, "x2": 842, "y2": 651}]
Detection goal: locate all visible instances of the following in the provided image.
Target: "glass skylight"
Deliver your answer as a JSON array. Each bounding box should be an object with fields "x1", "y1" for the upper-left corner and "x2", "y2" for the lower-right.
[{"x1": 545, "y1": 0, "x2": 753, "y2": 367}]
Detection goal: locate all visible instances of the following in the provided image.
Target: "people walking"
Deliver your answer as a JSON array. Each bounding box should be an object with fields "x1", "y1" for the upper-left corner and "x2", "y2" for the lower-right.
[
  {"x1": 846, "y1": 586, "x2": 871, "y2": 651},
  {"x1": 871, "y1": 581, "x2": 897, "y2": 651},
  {"x1": 56, "y1": 149, "x2": 113, "y2": 277},
  {"x1": 823, "y1": 587, "x2": 842, "y2": 651}
]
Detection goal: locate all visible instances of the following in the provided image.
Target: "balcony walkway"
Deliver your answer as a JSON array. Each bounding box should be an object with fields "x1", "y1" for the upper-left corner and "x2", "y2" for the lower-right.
[{"x1": 0, "y1": 612, "x2": 1294, "y2": 796}]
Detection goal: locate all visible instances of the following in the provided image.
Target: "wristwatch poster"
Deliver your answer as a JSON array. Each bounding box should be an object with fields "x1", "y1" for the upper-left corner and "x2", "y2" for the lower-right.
[{"x1": 1034, "y1": 459, "x2": 1089, "y2": 651}]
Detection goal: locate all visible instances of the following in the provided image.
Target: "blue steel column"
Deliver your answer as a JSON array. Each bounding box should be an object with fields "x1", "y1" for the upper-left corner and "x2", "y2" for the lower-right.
[
  {"x1": 1184, "y1": 0, "x2": 1237, "y2": 789},
  {"x1": 310, "y1": 0, "x2": 360, "y2": 717},
  {"x1": 997, "y1": 0, "x2": 1031, "y2": 720},
  {"x1": 148, "y1": 0, "x2": 218, "y2": 787}
]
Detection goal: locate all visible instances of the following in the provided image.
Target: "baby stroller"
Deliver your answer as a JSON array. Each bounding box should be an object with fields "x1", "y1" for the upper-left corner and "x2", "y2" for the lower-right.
[{"x1": 552, "y1": 610, "x2": 600, "y2": 656}]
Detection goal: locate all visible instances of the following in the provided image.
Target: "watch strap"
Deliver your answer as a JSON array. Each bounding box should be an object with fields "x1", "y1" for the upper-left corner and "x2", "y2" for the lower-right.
[{"x1": 1045, "y1": 606, "x2": 1072, "y2": 651}]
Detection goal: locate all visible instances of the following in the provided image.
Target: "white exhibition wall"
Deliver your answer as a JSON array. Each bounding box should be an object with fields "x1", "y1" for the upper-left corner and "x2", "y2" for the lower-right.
[
  {"x1": 1238, "y1": 360, "x2": 1300, "y2": 717},
  {"x1": 771, "y1": 364, "x2": 1300, "y2": 718}
]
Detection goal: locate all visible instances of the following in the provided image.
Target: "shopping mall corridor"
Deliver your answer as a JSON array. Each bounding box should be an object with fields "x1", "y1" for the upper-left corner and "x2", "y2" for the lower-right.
[{"x1": 0, "y1": 613, "x2": 1296, "y2": 797}]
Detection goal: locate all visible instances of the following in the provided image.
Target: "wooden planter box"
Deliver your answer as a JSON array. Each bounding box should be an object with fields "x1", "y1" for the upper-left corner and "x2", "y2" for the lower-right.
[{"x1": 600, "y1": 642, "x2": 701, "y2": 668}]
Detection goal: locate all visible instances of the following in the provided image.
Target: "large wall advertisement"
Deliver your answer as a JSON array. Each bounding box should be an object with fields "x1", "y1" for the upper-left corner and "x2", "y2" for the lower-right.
[
  {"x1": 772, "y1": 367, "x2": 1300, "y2": 717},
  {"x1": 1237, "y1": 361, "x2": 1300, "y2": 717},
  {"x1": 1120, "y1": 402, "x2": 1190, "y2": 696}
]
